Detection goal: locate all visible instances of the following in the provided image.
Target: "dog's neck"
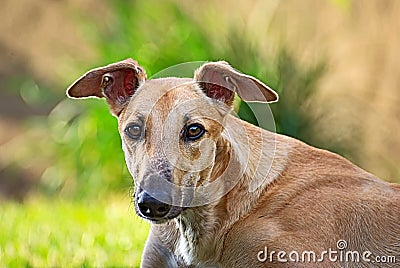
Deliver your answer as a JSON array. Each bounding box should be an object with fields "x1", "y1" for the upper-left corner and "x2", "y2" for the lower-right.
[
  {"x1": 174, "y1": 202, "x2": 226, "y2": 265},
  {"x1": 174, "y1": 115, "x2": 289, "y2": 265}
]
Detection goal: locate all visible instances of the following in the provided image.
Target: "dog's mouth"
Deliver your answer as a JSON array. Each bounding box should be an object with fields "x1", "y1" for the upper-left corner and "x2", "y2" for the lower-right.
[
  {"x1": 152, "y1": 207, "x2": 187, "y2": 224},
  {"x1": 135, "y1": 203, "x2": 186, "y2": 224}
]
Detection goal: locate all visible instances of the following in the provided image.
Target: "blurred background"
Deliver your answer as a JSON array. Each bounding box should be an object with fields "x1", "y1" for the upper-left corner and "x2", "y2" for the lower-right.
[{"x1": 1, "y1": 0, "x2": 399, "y2": 266}]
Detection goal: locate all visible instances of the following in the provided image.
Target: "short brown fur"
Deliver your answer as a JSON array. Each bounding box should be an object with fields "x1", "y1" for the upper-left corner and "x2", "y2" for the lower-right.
[{"x1": 67, "y1": 59, "x2": 400, "y2": 268}]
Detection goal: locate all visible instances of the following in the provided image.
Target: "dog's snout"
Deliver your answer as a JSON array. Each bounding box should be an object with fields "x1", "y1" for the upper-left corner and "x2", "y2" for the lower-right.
[{"x1": 137, "y1": 191, "x2": 171, "y2": 219}]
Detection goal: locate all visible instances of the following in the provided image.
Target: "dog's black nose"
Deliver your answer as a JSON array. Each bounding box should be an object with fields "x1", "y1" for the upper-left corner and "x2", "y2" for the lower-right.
[{"x1": 137, "y1": 191, "x2": 171, "y2": 219}]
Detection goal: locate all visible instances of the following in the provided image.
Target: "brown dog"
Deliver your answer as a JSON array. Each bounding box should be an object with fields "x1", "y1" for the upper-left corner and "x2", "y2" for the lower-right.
[{"x1": 67, "y1": 59, "x2": 400, "y2": 267}]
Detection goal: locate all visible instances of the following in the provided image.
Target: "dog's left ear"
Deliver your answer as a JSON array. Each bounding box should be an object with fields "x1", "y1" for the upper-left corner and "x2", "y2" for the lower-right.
[
  {"x1": 67, "y1": 58, "x2": 146, "y2": 116},
  {"x1": 194, "y1": 61, "x2": 278, "y2": 106}
]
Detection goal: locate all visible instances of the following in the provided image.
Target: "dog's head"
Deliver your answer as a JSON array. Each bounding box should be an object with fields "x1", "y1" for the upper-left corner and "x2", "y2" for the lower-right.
[{"x1": 67, "y1": 59, "x2": 278, "y2": 223}]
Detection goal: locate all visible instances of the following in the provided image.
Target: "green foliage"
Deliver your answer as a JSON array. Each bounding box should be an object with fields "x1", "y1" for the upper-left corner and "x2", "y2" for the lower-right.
[
  {"x1": 272, "y1": 49, "x2": 327, "y2": 141},
  {"x1": 41, "y1": 98, "x2": 132, "y2": 199},
  {"x1": 0, "y1": 197, "x2": 149, "y2": 267}
]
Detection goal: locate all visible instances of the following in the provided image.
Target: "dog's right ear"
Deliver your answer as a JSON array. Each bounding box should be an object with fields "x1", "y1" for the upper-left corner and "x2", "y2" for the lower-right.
[{"x1": 66, "y1": 58, "x2": 146, "y2": 116}]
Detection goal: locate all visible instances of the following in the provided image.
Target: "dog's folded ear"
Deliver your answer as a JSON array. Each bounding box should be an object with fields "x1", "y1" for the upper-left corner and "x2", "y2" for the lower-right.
[
  {"x1": 194, "y1": 61, "x2": 278, "y2": 106},
  {"x1": 66, "y1": 58, "x2": 146, "y2": 116}
]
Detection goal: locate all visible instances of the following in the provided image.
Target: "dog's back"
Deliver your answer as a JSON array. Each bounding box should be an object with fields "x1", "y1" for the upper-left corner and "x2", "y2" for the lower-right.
[{"x1": 221, "y1": 131, "x2": 400, "y2": 267}]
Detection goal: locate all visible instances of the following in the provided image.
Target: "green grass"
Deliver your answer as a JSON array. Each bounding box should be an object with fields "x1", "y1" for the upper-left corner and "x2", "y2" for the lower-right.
[{"x1": 0, "y1": 196, "x2": 150, "y2": 267}]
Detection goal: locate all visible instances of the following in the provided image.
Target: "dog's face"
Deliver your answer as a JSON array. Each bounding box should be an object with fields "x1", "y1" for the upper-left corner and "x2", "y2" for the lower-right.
[
  {"x1": 119, "y1": 79, "x2": 232, "y2": 222},
  {"x1": 67, "y1": 59, "x2": 278, "y2": 223}
]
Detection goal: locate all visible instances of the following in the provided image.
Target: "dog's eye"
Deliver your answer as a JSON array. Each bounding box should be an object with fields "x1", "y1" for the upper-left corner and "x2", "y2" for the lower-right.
[
  {"x1": 185, "y1": 123, "x2": 205, "y2": 141},
  {"x1": 125, "y1": 124, "x2": 142, "y2": 140}
]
